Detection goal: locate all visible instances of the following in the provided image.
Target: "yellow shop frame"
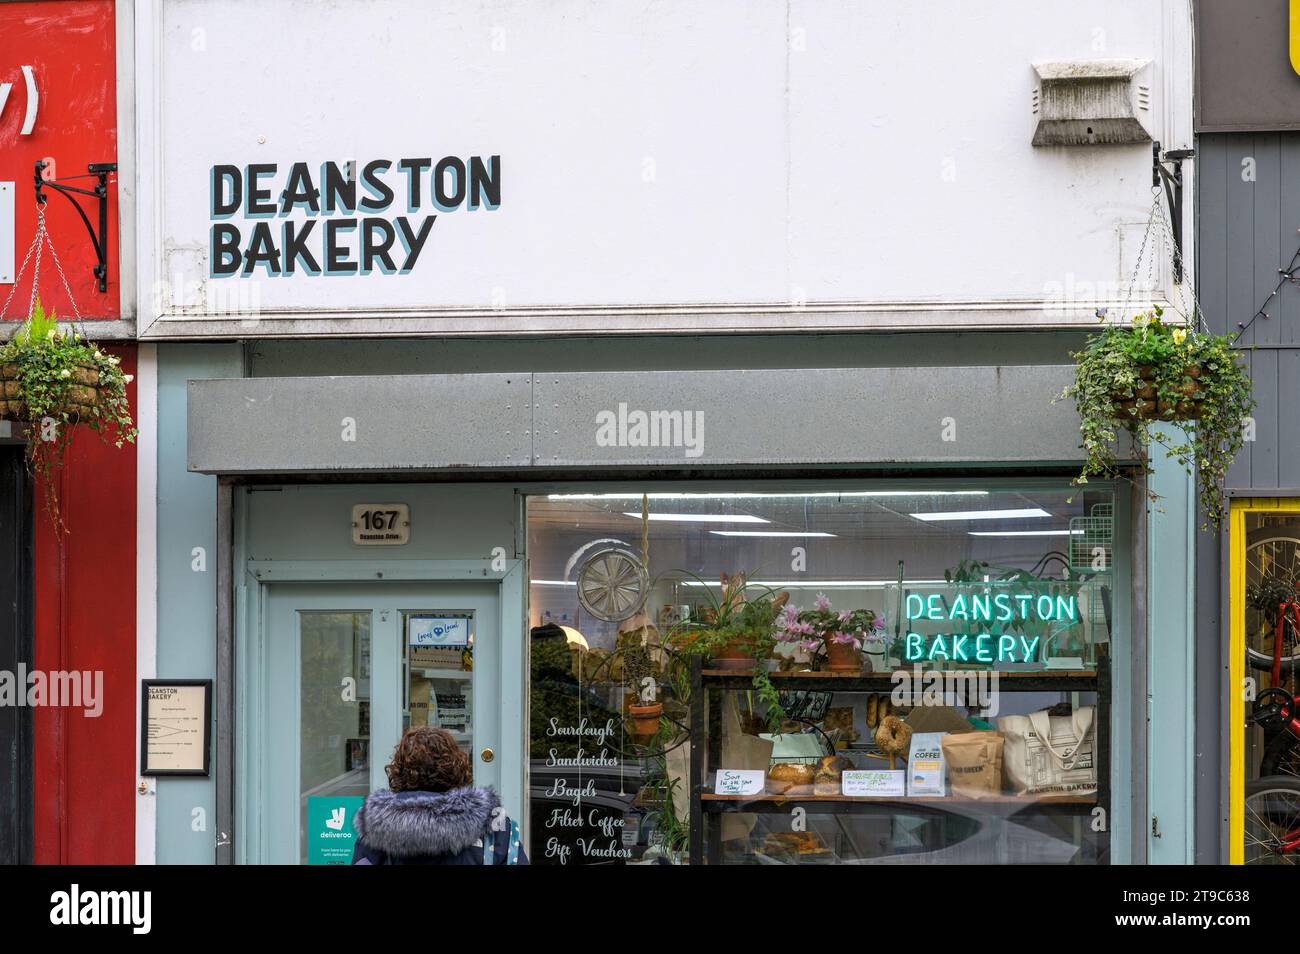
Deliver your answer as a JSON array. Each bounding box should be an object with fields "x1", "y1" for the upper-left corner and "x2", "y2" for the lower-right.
[{"x1": 1227, "y1": 496, "x2": 1300, "y2": 864}]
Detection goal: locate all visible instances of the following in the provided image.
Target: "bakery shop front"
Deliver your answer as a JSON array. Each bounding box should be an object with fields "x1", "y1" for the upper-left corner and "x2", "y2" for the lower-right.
[
  {"x1": 150, "y1": 0, "x2": 1196, "y2": 865},
  {"x1": 188, "y1": 360, "x2": 1175, "y2": 866}
]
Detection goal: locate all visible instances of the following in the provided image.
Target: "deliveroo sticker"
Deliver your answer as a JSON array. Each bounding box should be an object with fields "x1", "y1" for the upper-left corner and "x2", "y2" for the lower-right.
[{"x1": 307, "y1": 796, "x2": 366, "y2": 865}]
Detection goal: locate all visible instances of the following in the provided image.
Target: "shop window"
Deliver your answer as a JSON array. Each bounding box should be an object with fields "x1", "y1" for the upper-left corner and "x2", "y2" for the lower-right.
[
  {"x1": 526, "y1": 484, "x2": 1116, "y2": 865},
  {"x1": 1237, "y1": 510, "x2": 1300, "y2": 865}
]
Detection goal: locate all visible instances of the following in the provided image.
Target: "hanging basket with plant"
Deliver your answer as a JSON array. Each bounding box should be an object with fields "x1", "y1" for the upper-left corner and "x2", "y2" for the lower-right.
[
  {"x1": 1, "y1": 194, "x2": 138, "y2": 528},
  {"x1": 1061, "y1": 306, "x2": 1253, "y2": 529}
]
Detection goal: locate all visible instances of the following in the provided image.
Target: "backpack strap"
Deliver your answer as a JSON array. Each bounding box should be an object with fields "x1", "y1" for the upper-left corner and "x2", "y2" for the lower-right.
[
  {"x1": 481, "y1": 818, "x2": 522, "y2": 865},
  {"x1": 504, "y1": 818, "x2": 521, "y2": 865}
]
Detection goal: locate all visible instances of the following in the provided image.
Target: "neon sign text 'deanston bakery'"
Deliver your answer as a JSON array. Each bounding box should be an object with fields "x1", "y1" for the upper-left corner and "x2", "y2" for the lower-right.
[{"x1": 208, "y1": 156, "x2": 500, "y2": 278}]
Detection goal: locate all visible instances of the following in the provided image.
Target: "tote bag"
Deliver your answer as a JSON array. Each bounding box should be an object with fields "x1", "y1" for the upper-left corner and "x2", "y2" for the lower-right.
[{"x1": 998, "y1": 705, "x2": 1096, "y2": 796}]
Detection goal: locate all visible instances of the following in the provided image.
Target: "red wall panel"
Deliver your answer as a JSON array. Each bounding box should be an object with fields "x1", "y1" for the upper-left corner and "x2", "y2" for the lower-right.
[
  {"x1": 5, "y1": 1, "x2": 133, "y2": 863},
  {"x1": 32, "y1": 343, "x2": 136, "y2": 864},
  {"x1": 0, "y1": 0, "x2": 120, "y2": 321}
]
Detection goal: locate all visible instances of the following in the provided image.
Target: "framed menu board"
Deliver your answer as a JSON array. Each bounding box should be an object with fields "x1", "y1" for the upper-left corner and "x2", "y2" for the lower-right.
[{"x1": 141, "y1": 680, "x2": 213, "y2": 776}]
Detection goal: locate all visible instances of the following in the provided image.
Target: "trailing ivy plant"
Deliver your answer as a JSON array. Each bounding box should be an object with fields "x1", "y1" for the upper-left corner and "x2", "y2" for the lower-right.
[
  {"x1": 0, "y1": 300, "x2": 137, "y2": 526},
  {"x1": 1060, "y1": 307, "x2": 1253, "y2": 530}
]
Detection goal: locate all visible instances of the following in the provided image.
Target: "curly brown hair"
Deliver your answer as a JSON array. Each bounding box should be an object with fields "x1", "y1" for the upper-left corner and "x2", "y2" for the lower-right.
[{"x1": 385, "y1": 726, "x2": 473, "y2": 793}]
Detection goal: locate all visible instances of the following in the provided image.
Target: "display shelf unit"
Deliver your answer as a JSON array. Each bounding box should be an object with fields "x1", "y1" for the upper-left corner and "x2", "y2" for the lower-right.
[{"x1": 687, "y1": 655, "x2": 1111, "y2": 865}]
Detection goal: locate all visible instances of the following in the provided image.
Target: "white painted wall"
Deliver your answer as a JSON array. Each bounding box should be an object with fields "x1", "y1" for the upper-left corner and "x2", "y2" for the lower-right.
[{"x1": 136, "y1": 0, "x2": 1194, "y2": 333}]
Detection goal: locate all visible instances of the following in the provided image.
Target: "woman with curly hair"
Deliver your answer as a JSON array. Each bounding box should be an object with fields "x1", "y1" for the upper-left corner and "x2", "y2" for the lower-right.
[{"x1": 351, "y1": 726, "x2": 528, "y2": 865}]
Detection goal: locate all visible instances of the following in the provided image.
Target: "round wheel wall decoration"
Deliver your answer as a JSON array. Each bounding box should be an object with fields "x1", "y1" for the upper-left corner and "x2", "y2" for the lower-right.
[{"x1": 576, "y1": 546, "x2": 649, "y2": 622}]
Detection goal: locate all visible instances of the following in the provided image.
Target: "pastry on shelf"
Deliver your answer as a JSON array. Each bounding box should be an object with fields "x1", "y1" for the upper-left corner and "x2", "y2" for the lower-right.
[
  {"x1": 813, "y1": 754, "x2": 854, "y2": 795},
  {"x1": 766, "y1": 761, "x2": 817, "y2": 793},
  {"x1": 763, "y1": 831, "x2": 830, "y2": 858}
]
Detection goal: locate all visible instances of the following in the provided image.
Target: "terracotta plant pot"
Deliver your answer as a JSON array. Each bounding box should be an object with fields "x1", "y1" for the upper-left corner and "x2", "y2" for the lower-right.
[
  {"x1": 0, "y1": 362, "x2": 100, "y2": 423},
  {"x1": 628, "y1": 702, "x2": 664, "y2": 739},
  {"x1": 712, "y1": 638, "x2": 755, "y2": 671},
  {"x1": 824, "y1": 641, "x2": 863, "y2": 673}
]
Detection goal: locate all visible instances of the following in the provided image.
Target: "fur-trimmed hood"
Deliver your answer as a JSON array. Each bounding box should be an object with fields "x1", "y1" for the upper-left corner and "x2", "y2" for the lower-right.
[{"x1": 354, "y1": 786, "x2": 500, "y2": 859}]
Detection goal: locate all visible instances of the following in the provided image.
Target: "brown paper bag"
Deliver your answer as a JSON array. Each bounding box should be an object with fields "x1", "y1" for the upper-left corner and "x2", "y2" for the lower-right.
[{"x1": 940, "y1": 730, "x2": 1004, "y2": 798}]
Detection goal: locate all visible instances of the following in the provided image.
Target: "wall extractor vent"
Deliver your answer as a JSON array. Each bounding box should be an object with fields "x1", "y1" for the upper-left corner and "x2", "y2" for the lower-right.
[{"x1": 1030, "y1": 58, "x2": 1154, "y2": 146}]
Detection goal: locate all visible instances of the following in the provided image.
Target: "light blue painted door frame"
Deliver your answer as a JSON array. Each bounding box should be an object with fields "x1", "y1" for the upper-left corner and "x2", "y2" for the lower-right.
[
  {"x1": 236, "y1": 559, "x2": 525, "y2": 865},
  {"x1": 1146, "y1": 428, "x2": 1196, "y2": 863}
]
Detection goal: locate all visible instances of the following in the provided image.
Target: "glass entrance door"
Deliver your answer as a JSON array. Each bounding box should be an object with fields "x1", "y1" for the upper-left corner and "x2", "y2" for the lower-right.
[{"x1": 263, "y1": 582, "x2": 501, "y2": 864}]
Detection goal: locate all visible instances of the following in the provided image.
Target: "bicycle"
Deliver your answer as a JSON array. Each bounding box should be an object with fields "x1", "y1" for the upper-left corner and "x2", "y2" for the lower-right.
[
  {"x1": 1245, "y1": 530, "x2": 1300, "y2": 678},
  {"x1": 1244, "y1": 774, "x2": 1300, "y2": 864},
  {"x1": 1244, "y1": 688, "x2": 1300, "y2": 864},
  {"x1": 1253, "y1": 688, "x2": 1300, "y2": 780}
]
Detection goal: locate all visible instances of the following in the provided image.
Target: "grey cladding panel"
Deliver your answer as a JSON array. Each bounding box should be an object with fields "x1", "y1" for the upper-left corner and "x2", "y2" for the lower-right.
[
  {"x1": 187, "y1": 374, "x2": 535, "y2": 473},
  {"x1": 533, "y1": 366, "x2": 1094, "y2": 467},
  {"x1": 188, "y1": 365, "x2": 1116, "y2": 474},
  {"x1": 1198, "y1": 133, "x2": 1300, "y2": 490}
]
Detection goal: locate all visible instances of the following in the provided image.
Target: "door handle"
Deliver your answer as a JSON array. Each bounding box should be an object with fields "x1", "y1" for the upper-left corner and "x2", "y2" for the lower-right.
[{"x1": 480, "y1": 747, "x2": 494, "y2": 763}]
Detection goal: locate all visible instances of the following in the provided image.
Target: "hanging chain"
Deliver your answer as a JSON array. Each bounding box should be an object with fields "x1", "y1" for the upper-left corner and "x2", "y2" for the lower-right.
[
  {"x1": 1120, "y1": 191, "x2": 1163, "y2": 320},
  {"x1": 0, "y1": 205, "x2": 87, "y2": 332},
  {"x1": 40, "y1": 216, "x2": 85, "y2": 326},
  {"x1": 1120, "y1": 185, "x2": 1211, "y2": 339},
  {"x1": 0, "y1": 210, "x2": 45, "y2": 322},
  {"x1": 27, "y1": 212, "x2": 44, "y2": 323}
]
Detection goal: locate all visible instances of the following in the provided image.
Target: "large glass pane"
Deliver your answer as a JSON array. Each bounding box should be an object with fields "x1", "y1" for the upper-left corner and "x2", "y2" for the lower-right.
[
  {"x1": 526, "y1": 483, "x2": 1116, "y2": 866},
  {"x1": 1242, "y1": 512, "x2": 1300, "y2": 865},
  {"x1": 403, "y1": 611, "x2": 475, "y2": 760},
  {"x1": 299, "y1": 611, "x2": 371, "y2": 865}
]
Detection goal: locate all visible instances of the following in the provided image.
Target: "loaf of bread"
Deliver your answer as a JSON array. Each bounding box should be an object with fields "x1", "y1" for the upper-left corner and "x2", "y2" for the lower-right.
[
  {"x1": 867, "y1": 694, "x2": 879, "y2": 728},
  {"x1": 768, "y1": 762, "x2": 817, "y2": 785}
]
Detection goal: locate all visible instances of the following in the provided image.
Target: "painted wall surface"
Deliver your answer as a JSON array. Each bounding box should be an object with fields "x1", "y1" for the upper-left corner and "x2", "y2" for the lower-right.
[
  {"x1": 1195, "y1": 0, "x2": 1300, "y2": 132},
  {"x1": 1146, "y1": 426, "x2": 1196, "y2": 863},
  {"x1": 33, "y1": 343, "x2": 136, "y2": 864},
  {"x1": 153, "y1": 342, "x2": 241, "y2": 864},
  {"x1": 0, "y1": 0, "x2": 120, "y2": 321},
  {"x1": 138, "y1": 0, "x2": 1193, "y2": 336},
  {"x1": 1194, "y1": 131, "x2": 1300, "y2": 861}
]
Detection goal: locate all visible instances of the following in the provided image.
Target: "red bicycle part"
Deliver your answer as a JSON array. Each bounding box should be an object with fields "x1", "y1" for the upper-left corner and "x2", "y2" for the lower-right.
[{"x1": 1272, "y1": 601, "x2": 1300, "y2": 688}]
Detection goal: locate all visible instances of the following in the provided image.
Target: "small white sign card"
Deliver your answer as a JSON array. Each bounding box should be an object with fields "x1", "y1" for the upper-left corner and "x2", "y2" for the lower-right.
[
  {"x1": 714, "y1": 769, "x2": 766, "y2": 795},
  {"x1": 841, "y1": 770, "x2": 906, "y2": 797}
]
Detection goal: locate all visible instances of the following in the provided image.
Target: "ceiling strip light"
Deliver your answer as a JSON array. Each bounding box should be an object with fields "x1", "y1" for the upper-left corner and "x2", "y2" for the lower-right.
[{"x1": 909, "y1": 508, "x2": 1051, "y2": 522}]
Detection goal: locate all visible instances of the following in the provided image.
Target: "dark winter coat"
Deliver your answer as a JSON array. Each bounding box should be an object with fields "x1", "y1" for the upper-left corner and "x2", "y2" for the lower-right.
[{"x1": 350, "y1": 785, "x2": 528, "y2": 865}]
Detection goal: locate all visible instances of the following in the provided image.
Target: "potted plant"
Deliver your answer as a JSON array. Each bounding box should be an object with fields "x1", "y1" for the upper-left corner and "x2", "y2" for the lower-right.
[
  {"x1": 621, "y1": 643, "x2": 664, "y2": 740},
  {"x1": 776, "y1": 594, "x2": 882, "y2": 672},
  {"x1": 0, "y1": 301, "x2": 137, "y2": 525},
  {"x1": 666, "y1": 571, "x2": 788, "y2": 728},
  {"x1": 1062, "y1": 307, "x2": 1253, "y2": 529}
]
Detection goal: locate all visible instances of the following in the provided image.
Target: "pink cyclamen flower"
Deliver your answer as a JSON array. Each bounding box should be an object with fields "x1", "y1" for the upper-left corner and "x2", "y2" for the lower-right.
[
  {"x1": 872, "y1": 616, "x2": 886, "y2": 632},
  {"x1": 800, "y1": 639, "x2": 821, "y2": 653},
  {"x1": 814, "y1": 593, "x2": 831, "y2": 611}
]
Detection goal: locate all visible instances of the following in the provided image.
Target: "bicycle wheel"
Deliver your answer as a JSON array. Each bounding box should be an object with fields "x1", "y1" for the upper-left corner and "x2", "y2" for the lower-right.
[
  {"x1": 1244, "y1": 775, "x2": 1300, "y2": 864},
  {"x1": 1244, "y1": 531, "x2": 1300, "y2": 673}
]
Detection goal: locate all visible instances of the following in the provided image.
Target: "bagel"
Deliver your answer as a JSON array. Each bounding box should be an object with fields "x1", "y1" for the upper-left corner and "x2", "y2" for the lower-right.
[{"x1": 875, "y1": 715, "x2": 913, "y2": 769}]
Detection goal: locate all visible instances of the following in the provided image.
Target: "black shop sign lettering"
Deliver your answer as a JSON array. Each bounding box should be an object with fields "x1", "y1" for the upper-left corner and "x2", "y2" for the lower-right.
[{"x1": 208, "y1": 156, "x2": 500, "y2": 277}]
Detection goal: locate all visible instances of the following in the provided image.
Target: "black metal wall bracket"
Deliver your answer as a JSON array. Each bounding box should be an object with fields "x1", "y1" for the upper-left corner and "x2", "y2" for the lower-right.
[
  {"x1": 32, "y1": 160, "x2": 117, "y2": 293},
  {"x1": 1152, "y1": 142, "x2": 1193, "y2": 284}
]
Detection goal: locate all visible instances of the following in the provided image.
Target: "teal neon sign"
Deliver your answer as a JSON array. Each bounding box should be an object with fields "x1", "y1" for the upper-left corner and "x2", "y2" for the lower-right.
[
  {"x1": 903, "y1": 631, "x2": 1039, "y2": 664},
  {"x1": 904, "y1": 592, "x2": 1077, "y2": 624},
  {"x1": 902, "y1": 590, "x2": 1078, "y2": 664}
]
